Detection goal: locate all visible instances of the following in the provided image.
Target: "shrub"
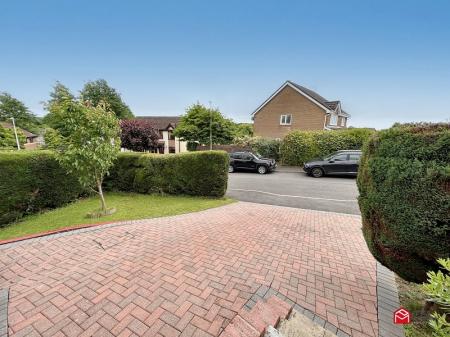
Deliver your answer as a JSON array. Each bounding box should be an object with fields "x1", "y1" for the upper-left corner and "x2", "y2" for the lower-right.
[
  {"x1": 0, "y1": 151, "x2": 84, "y2": 226},
  {"x1": 422, "y1": 258, "x2": 450, "y2": 337},
  {"x1": 105, "y1": 151, "x2": 229, "y2": 197},
  {"x1": 281, "y1": 128, "x2": 375, "y2": 165},
  {"x1": 357, "y1": 123, "x2": 450, "y2": 282},
  {"x1": 0, "y1": 150, "x2": 228, "y2": 226},
  {"x1": 280, "y1": 131, "x2": 318, "y2": 165},
  {"x1": 250, "y1": 137, "x2": 282, "y2": 161}
]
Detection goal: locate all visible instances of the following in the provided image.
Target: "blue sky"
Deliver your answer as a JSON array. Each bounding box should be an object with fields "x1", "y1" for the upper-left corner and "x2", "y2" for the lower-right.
[{"x1": 1, "y1": 0, "x2": 449, "y2": 129}]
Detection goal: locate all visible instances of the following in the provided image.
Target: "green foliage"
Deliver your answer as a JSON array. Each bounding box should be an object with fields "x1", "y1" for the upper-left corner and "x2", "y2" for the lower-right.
[
  {"x1": 45, "y1": 99, "x2": 121, "y2": 211},
  {"x1": 281, "y1": 128, "x2": 375, "y2": 165},
  {"x1": 80, "y1": 79, "x2": 133, "y2": 119},
  {"x1": 422, "y1": 258, "x2": 450, "y2": 311},
  {"x1": 0, "y1": 92, "x2": 40, "y2": 132},
  {"x1": 0, "y1": 151, "x2": 84, "y2": 226},
  {"x1": 422, "y1": 258, "x2": 450, "y2": 337},
  {"x1": 42, "y1": 82, "x2": 75, "y2": 130},
  {"x1": 233, "y1": 123, "x2": 253, "y2": 140},
  {"x1": 0, "y1": 150, "x2": 228, "y2": 226},
  {"x1": 357, "y1": 123, "x2": 450, "y2": 282},
  {"x1": 280, "y1": 131, "x2": 317, "y2": 165},
  {"x1": 429, "y1": 313, "x2": 450, "y2": 337},
  {"x1": 250, "y1": 137, "x2": 281, "y2": 160},
  {"x1": 173, "y1": 103, "x2": 235, "y2": 145},
  {"x1": 105, "y1": 151, "x2": 229, "y2": 197},
  {"x1": 0, "y1": 124, "x2": 26, "y2": 148}
]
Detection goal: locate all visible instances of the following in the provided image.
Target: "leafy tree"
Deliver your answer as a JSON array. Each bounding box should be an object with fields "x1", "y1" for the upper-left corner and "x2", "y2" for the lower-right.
[
  {"x1": 0, "y1": 92, "x2": 40, "y2": 132},
  {"x1": 234, "y1": 123, "x2": 253, "y2": 139},
  {"x1": 80, "y1": 79, "x2": 133, "y2": 119},
  {"x1": 173, "y1": 103, "x2": 235, "y2": 146},
  {"x1": 46, "y1": 98, "x2": 120, "y2": 213},
  {"x1": 0, "y1": 124, "x2": 25, "y2": 148},
  {"x1": 120, "y1": 119, "x2": 159, "y2": 152},
  {"x1": 42, "y1": 82, "x2": 75, "y2": 130}
]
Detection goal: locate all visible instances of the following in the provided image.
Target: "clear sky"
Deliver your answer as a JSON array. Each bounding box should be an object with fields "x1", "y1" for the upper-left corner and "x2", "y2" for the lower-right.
[{"x1": 1, "y1": 0, "x2": 449, "y2": 129}]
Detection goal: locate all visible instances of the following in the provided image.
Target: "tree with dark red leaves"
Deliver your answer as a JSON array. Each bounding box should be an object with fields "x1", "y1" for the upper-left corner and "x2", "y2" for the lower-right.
[{"x1": 120, "y1": 119, "x2": 159, "y2": 152}]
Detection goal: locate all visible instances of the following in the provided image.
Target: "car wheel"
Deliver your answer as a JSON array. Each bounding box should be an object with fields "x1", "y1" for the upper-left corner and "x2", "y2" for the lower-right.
[
  {"x1": 257, "y1": 165, "x2": 267, "y2": 174},
  {"x1": 228, "y1": 165, "x2": 234, "y2": 173},
  {"x1": 311, "y1": 167, "x2": 324, "y2": 178}
]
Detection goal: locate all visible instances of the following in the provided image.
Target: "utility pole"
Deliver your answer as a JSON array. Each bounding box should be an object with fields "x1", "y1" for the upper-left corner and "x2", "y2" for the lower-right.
[
  {"x1": 10, "y1": 117, "x2": 20, "y2": 150},
  {"x1": 209, "y1": 101, "x2": 213, "y2": 150}
]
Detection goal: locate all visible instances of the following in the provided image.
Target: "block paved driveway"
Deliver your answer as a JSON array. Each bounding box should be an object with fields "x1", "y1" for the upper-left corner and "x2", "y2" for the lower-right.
[{"x1": 0, "y1": 202, "x2": 377, "y2": 337}]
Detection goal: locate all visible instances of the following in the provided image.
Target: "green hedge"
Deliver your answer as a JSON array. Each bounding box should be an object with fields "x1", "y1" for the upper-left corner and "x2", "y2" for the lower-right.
[
  {"x1": 0, "y1": 151, "x2": 84, "y2": 226},
  {"x1": 0, "y1": 150, "x2": 229, "y2": 227},
  {"x1": 105, "y1": 151, "x2": 229, "y2": 197},
  {"x1": 250, "y1": 137, "x2": 282, "y2": 161},
  {"x1": 357, "y1": 123, "x2": 450, "y2": 282},
  {"x1": 281, "y1": 128, "x2": 374, "y2": 165}
]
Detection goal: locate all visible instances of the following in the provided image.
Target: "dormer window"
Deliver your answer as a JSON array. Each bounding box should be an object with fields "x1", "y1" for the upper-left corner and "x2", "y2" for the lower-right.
[
  {"x1": 330, "y1": 114, "x2": 338, "y2": 126},
  {"x1": 280, "y1": 114, "x2": 292, "y2": 125}
]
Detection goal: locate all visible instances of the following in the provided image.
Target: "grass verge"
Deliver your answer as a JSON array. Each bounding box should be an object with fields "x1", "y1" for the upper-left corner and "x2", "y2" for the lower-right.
[
  {"x1": 0, "y1": 192, "x2": 234, "y2": 241},
  {"x1": 396, "y1": 276, "x2": 434, "y2": 337}
]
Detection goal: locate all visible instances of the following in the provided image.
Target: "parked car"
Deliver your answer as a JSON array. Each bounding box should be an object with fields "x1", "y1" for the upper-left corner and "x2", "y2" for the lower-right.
[
  {"x1": 303, "y1": 150, "x2": 362, "y2": 178},
  {"x1": 229, "y1": 152, "x2": 277, "y2": 174}
]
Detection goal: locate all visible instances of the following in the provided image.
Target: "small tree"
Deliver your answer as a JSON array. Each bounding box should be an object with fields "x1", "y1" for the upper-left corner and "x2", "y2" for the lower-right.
[
  {"x1": 46, "y1": 98, "x2": 120, "y2": 213},
  {"x1": 173, "y1": 103, "x2": 235, "y2": 145},
  {"x1": 0, "y1": 92, "x2": 40, "y2": 132},
  {"x1": 80, "y1": 79, "x2": 134, "y2": 119},
  {"x1": 42, "y1": 82, "x2": 75, "y2": 131},
  {"x1": 120, "y1": 119, "x2": 159, "y2": 152}
]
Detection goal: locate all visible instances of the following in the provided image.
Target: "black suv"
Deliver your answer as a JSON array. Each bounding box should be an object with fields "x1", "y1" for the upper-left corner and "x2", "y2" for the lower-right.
[
  {"x1": 303, "y1": 150, "x2": 362, "y2": 177},
  {"x1": 229, "y1": 152, "x2": 277, "y2": 174}
]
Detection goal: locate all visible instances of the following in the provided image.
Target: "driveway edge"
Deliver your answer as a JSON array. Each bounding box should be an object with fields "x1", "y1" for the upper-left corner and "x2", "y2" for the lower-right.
[
  {"x1": 377, "y1": 262, "x2": 405, "y2": 337},
  {"x1": 0, "y1": 288, "x2": 8, "y2": 337}
]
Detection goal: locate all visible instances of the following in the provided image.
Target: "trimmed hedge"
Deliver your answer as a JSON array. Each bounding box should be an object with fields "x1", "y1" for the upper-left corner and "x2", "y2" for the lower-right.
[
  {"x1": 0, "y1": 151, "x2": 229, "y2": 226},
  {"x1": 105, "y1": 151, "x2": 229, "y2": 197},
  {"x1": 0, "y1": 151, "x2": 84, "y2": 226},
  {"x1": 281, "y1": 128, "x2": 374, "y2": 165},
  {"x1": 357, "y1": 123, "x2": 450, "y2": 282}
]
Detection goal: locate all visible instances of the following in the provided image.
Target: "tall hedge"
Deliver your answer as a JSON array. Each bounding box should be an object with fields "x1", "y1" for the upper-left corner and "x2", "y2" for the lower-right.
[
  {"x1": 0, "y1": 150, "x2": 229, "y2": 227},
  {"x1": 357, "y1": 123, "x2": 450, "y2": 282},
  {"x1": 0, "y1": 151, "x2": 84, "y2": 226},
  {"x1": 105, "y1": 151, "x2": 229, "y2": 197},
  {"x1": 281, "y1": 128, "x2": 374, "y2": 165}
]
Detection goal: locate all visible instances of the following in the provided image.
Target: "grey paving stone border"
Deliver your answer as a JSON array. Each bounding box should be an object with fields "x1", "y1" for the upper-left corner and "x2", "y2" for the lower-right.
[
  {"x1": 376, "y1": 262, "x2": 405, "y2": 337},
  {"x1": 245, "y1": 284, "x2": 349, "y2": 337},
  {"x1": 0, "y1": 288, "x2": 9, "y2": 337}
]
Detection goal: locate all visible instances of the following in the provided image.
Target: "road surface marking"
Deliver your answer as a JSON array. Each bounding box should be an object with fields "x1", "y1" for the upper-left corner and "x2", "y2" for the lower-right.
[{"x1": 229, "y1": 189, "x2": 358, "y2": 203}]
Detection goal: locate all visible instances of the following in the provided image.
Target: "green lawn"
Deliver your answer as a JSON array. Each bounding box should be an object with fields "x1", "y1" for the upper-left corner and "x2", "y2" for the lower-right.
[{"x1": 0, "y1": 192, "x2": 234, "y2": 241}]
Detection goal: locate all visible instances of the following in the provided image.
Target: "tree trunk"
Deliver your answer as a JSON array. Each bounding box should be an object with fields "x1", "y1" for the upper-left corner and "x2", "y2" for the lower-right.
[{"x1": 97, "y1": 179, "x2": 107, "y2": 212}]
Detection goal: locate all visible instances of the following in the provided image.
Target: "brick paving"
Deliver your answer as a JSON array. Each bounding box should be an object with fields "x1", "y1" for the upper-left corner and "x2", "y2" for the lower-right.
[{"x1": 0, "y1": 202, "x2": 377, "y2": 337}]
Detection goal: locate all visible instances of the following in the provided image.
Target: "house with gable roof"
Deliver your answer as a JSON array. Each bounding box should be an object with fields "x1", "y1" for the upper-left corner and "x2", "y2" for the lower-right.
[{"x1": 252, "y1": 81, "x2": 351, "y2": 139}]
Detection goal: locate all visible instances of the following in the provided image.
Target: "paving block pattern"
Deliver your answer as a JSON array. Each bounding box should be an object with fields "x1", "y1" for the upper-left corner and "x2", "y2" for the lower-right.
[
  {"x1": 219, "y1": 295, "x2": 291, "y2": 337},
  {"x1": 0, "y1": 202, "x2": 377, "y2": 337},
  {"x1": 376, "y1": 263, "x2": 405, "y2": 337}
]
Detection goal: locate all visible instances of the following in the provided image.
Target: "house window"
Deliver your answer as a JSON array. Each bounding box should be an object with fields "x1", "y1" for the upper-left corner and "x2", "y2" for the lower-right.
[
  {"x1": 330, "y1": 114, "x2": 338, "y2": 126},
  {"x1": 340, "y1": 117, "x2": 346, "y2": 127},
  {"x1": 280, "y1": 114, "x2": 292, "y2": 125}
]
